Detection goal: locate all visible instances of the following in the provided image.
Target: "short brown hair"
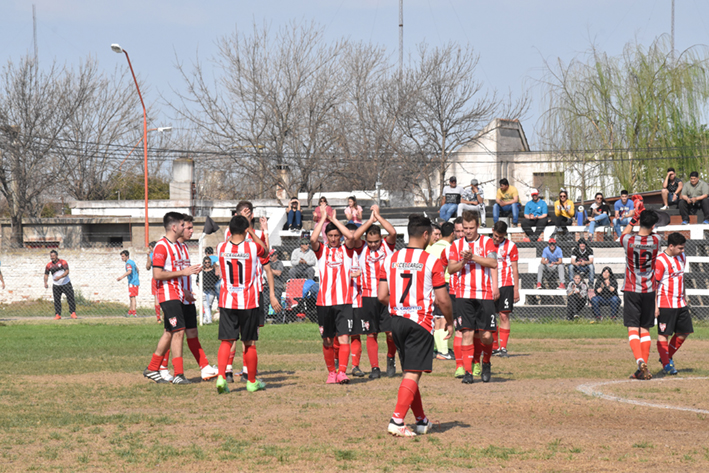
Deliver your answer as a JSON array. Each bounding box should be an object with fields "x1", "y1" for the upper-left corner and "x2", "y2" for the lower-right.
[{"x1": 462, "y1": 210, "x2": 479, "y2": 225}]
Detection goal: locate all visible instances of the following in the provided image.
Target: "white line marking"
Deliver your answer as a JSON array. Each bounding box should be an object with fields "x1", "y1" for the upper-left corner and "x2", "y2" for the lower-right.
[{"x1": 577, "y1": 377, "x2": 709, "y2": 415}]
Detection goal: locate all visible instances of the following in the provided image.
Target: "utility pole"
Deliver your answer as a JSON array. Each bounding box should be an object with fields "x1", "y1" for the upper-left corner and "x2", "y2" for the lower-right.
[
  {"x1": 399, "y1": 0, "x2": 403, "y2": 78},
  {"x1": 32, "y1": 4, "x2": 38, "y2": 66},
  {"x1": 671, "y1": 0, "x2": 675, "y2": 61}
]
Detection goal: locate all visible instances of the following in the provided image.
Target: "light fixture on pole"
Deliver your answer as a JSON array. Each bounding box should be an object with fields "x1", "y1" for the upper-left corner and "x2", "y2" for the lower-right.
[{"x1": 111, "y1": 43, "x2": 151, "y2": 247}]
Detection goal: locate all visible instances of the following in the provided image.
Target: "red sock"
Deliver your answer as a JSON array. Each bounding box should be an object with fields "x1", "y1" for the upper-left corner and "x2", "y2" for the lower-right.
[
  {"x1": 387, "y1": 336, "x2": 397, "y2": 358},
  {"x1": 161, "y1": 349, "x2": 170, "y2": 370},
  {"x1": 499, "y1": 328, "x2": 511, "y2": 349},
  {"x1": 244, "y1": 345, "x2": 258, "y2": 383},
  {"x1": 187, "y1": 337, "x2": 209, "y2": 369},
  {"x1": 454, "y1": 336, "x2": 463, "y2": 369},
  {"x1": 669, "y1": 335, "x2": 686, "y2": 358},
  {"x1": 217, "y1": 341, "x2": 231, "y2": 377},
  {"x1": 172, "y1": 356, "x2": 184, "y2": 376},
  {"x1": 482, "y1": 341, "x2": 493, "y2": 364},
  {"x1": 462, "y1": 344, "x2": 473, "y2": 373},
  {"x1": 640, "y1": 332, "x2": 652, "y2": 365},
  {"x1": 657, "y1": 340, "x2": 670, "y2": 366},
  {"x1": 392, "y1": 378, "x2": 417, "y2": 423},
  {"x1": 338, "y1": 342, "x2": 350, "y2": 373},
  {"x1": 492, "y1": 330, "x2": 499, "y2": 351},
  {"x1": 410, "y1": 386, "x2": 426, "y2": 422},
  {"x1": 628, "y1": 328, "x2": 643, "y2": 363},
  {"x1": 333, "y1": 337, "x2": 341, "y2": 352},
  {"x1": 351, "y1": 336, "x2": 362, "y2": 367},
  {"x1": 154, "y1": 305, "x2": 161, "y2": 319},
  {"x1": 323, "y1": 345, "x2": 336, "y2": 372},
  {"x1": 148, "y1": 353, "x2": 163, "y2": 371},
  {"x1": 227, "y1": 349, "x2": 236, "y2": 369},
  {"x1": 366, "y1": 335, "x2": 379, "y2": 368},
  {"x1": 473, "y1": 336, "x2": 482, "y2": 364}
]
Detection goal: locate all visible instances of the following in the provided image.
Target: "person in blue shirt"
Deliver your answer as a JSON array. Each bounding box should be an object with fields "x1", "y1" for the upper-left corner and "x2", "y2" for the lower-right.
[
  {"x1": 613, "y1": 190, "x2": 635, "y2": 238},
  {"x1": 537, "y1": 238, "x2": 565, "y2": 289},
  {"x1": 117, "y1": 250, "x2": 140, "y2": 317},
  {"x1": 521, "y1": 188, "x2": 548, "y2": 242}
]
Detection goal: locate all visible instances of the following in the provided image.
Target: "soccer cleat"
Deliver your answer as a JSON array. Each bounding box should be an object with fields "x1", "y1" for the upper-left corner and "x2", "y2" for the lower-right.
[
  {"x1": 436, "y1": 352, "x2": 447, "y2": 360},
  {"x1": 159, "y1": 369, "x2": 174, "y2": 382},
  {"x1": 439, "y1": 351, "x2": 454, "y2": 360},
  {"x1": 454, "y1": 366, "x2": 466, "y2": 378},
  {"x1": 172, "y1": 374, "x2": 192, "y2": 384},
  {"x1": 481, "y1": 362, "x2": 492, "y2": 382},
  {"x1": 491, "y1": 348, "x2": 501, "y2": 356},
  {"x1": 388, "y1": 421, "x2": 416, "y2": 438},
  {"x1": 70, "y1": 312, "x2": 77, "y2": 319},
  {"x1": 54, "y1": 314, "x2": 61, "y2": 320},
  {"x1": 629, "y1": 369, "x2": 644, "y2": 380},
  {"x1": 669, "y1": 359, "x2": 675, "y2": 368},
  {"x1": 472, "y1": 363, "x2": 482, "y2": 377},
  {"x1": 246, "y1": 379, "x2": 266, "y2": 392},
  {"x1": 352, "y1": 366, "x2": 365, "y2": 377},
  {"x1": 415, "y1": 419, "x2": 434, "y2": 435},
  {"x1": 461, "y1": 372, "x2": 474, "y2": 384},
  {"x1": 225, "y1": 371, "x2": 234, "y2": 383},
  {"x1": 326, "y1": 371, "x2": 338, "y2": 384},
  {"x1": 143, "y1": 368, "x2": 169, "y2": 384},
  {"x1": 156, "y1": 315, "x2": 162, "y2": 323},
  {"x1": 336, "y1": 371, "x2": 350, "y2": 384},
  {"x1": 499, "y1": 347, "x2": 509, "y2": 358},
  {"x1": 663, "y1": 363, "x2": 678, "y2": 375},
  {"x1": 240, "y1": 372, "x2": 248, "y2": 383},
  {"x1": 216, "y1": 375, "x2": 230, "y2": 394},
  {"x1": 386, "y1": 356, "x2": 397, "y2": 377},
  {"x1": 369, "y1": 367, "x2": 381, "y2": 379},
  {"x1": 201, "y1": 365, "x2": 219, "y2": 381},
  {"x1": 638, "y1": 361, "x2": 652, "y2": 380}
]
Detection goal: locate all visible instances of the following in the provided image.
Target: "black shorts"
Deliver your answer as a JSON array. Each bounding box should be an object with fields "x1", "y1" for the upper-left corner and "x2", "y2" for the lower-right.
[
  {"x1": 390, "y1": 316, "x2": 434, "y2": 373},
  {"x1": 623, "y1": 292, "x2": 656, "y2": 328},
  {"x1": 495, "y1": 286, "x2": 515, "y2": 313},
  {"x1": 361, "y1": 297, "x2": 391, "y2": 333},
  {"x1": 456, "y1": 298, "x2": 498, "y2": 332},
  {"x1": 161, "y1": 300, "x2": 186, "y2": 333},
  {"x1": 218, "y1": 307, "x2": 260, "y2": 342},
  {"x1": 658, "y1": 307, "x2": 694, "y2": 336},
  {"x1": 351, "y1": 308, "x2": 373, "y2": 335},
  {"x1": 317, "y1": 304, "x2": 353, "y2": 339},
  {"x1": 183, "y1": 304, "x2": 198, "y2": 329}
]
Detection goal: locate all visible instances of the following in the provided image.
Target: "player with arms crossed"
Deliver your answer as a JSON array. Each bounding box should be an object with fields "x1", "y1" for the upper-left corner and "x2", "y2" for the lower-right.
[
  {"x1": 448, "y1": 210, "x2": 499, "y2": 384},
  {"x1": 620, "y1": 209, "x2": 660, "y2": 380},
  {"x1": 117, "y1": 250, "x2": 140, "y2": 317},
  {"x1": 491, "y1": 221, "x2": 520, "y2": 357},
  {"x1": 655, "y1": 232, "x2": 692, "y2": 375},
  {"x1": 378, "y1": 214, "x2": 453, "y2": 437}
]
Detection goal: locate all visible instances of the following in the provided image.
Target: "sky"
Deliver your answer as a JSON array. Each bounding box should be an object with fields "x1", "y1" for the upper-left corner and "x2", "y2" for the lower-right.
[{"x1": 2, "y1": 0, "x2": 708, "y2": 147}]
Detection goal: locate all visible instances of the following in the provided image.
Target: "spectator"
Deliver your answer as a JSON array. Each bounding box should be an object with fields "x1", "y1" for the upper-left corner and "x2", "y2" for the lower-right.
[
  {"x1": 552, "y1": 189, "x2": 575, "y2": 235},
  {"x1": 439, "y1": 176, "x2": 462, "y2": 222},
  {"x1": 566, "y1": 274, "x2": 588, "y2": 320},
  {"x1": 521, "y1": 188, "x2": 547, "y2": 242},
  {"x1": 312, "y1": 196, "x2": 336, "y2": 242},
  {"x1": 457, "y1": 178, "x2": 486, "y2": 225},
  {"x1": 537, "y1": 237, "x2": 565, "y2": 289},
  {"x1": 286, "y1": 197, "x2": 302, "y2": 231},
  {"x1": 344, "y1": 196, "x2": 363, "y2": 227},
  {"x1": 587, "y1": 192, "x2": 611, "y2": 238},
  {"x1": 568, "y1": 237, "x2": 595, "y2": 285},
  {"x1": 198, "y1": 256, "x2": 220, "y2": 324},
  {"x1": 493, "y1": 178, "x2": 521, "y2": 226},
  {"x1": 660, "y1": 168, "x2": 683, "y2": 210},
  {"x1": 204, "y1": 246, "x2": 220, "y2": 297},
  {"x1": 44, "y1": 250, "x2": 77, "y2": 320},
  {"x1": 591, "y1": 266, "x2": 621, "y2": 321},
  {"x1": 679, "y1": 171, "x2": 709, "y2": 225},
  {"x1": 289, "y1": 238, "x2": 317, "y2": 280},
  {"x1": 613, "y1": 190, "x2": 634, "y2": 238}
]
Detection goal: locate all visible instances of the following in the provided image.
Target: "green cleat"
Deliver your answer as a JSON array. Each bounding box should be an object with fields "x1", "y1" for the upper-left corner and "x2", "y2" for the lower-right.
[
  {"x1": 454, "y1": 366, "x2": 466, "y2": 378},
  {"x1": 246, "y1": 379, "x2": 266, "y2": 392},
  {"x1": 216, "y1": 375, "x2": 230, "y2": 394},
  {"x1": 472, "y1": 363, "x2": 482, "y2": 377}
]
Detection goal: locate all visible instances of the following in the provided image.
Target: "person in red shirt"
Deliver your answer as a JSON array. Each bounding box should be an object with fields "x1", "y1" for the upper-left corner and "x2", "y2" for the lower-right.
[
  {"x1": 447, "y1": 210, "x2": 499, "y2": 384},
  {"x1": 491, "y1": 221, "x2": 520, "y2": 357},
  {"x1": 620, "y1": 209, "x2": 660, "y2": 380},
  {"x1": 655, "y1": 232, "x2": 692, "y2": 375},
  {"x1": 378, "y1": 214, "x2": 453, "y2": 437},
  {"x1": 44, "y1": 250, "x2": 76, "y2": 319},
  {"x1": 143, "y1": 212, "x2": 202, "y2": 385}
]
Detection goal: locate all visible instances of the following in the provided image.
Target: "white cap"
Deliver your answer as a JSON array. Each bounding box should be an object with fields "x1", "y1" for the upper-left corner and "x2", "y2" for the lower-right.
[{"x1": 530, "y1": 188, "x2": 539, "y2": 195}]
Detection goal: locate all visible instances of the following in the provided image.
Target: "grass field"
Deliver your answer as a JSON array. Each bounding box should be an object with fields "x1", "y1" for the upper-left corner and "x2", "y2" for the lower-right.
[{"x1": 2, "y1": 319, "x2": 709, "y2": 472}]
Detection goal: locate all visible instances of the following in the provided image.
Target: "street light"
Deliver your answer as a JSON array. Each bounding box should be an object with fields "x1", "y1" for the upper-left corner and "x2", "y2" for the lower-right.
[
  {"x1": 111, "y1": 43, "x2": 151, "y2": 247},
  {"x1": 117, "y1": 127, "x2": 172, "y2": 171}
]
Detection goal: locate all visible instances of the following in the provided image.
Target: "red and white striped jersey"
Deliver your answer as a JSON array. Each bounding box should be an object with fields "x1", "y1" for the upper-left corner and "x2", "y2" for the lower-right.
[
  {"x1": 357, "y1": 241, "x2": 396, "y2": 298},
  {"x1": 440, "y1": 244, "x2": 458, "y2": 295},
  {"x1": 449, "y1": 235, "x2": 497, "y2": 300},
  {"x1": 495, "y1": 238, "x2": 519, "y2": 288},
  {"x1": 224, "y1": 229, "x2": 267, "y2": 292},
  {"x1": 350, "y1": 255, "x2": 363, "y2": 309},
  {"x1": 655, "y1": 252, "x2": 686, "y2": 308},
  {"x1": 152, "y1": 237, "x2": 184, "y2": 303},
  {"x1": 314, "y1": 243, "x2": 359, "y2": 306},
  {"x1": 176, "y1": 242, "x2": 194, "y2": 305},
  {"x1": 378, "y1": 248, "x2": 446, "y2": 334},
  {"x1": 217, "y1": 239, "x2": 266, "y2": 310},
  {"x1": 620, "y1": 233, "x2": 661, "y2": 293}
]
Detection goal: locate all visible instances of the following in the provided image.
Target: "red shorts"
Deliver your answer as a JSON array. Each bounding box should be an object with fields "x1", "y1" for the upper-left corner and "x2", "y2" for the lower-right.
[
  {"x1": 129, "y1": 285, "x2": 139, "y2": 297},
  {"x1": 151, "y1": 278, "x2": 158, "y2": 296}
]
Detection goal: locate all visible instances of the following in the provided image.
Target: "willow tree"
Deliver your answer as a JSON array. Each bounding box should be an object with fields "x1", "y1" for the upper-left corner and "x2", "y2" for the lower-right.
[{"x1": 539, "y1": 36, "x2": 709, "y2": 198}]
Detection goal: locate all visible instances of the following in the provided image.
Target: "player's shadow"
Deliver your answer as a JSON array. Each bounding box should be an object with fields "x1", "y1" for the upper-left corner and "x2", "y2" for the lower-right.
[
  {"x1": 259, "y1": 370, "x2": 296, "y2": 376},
  {"x1": 499, "y1": 353, "x2": 529, "y2": 358},
  {"x1": 261, "y1": 375, "x2": 291, "y2": 383},
  {"x1": 435, "y1": 420, "x2": 470, "y2": 433},
  {"x1": 487, "y1": 376, "x2": 512, "y2": 383}
]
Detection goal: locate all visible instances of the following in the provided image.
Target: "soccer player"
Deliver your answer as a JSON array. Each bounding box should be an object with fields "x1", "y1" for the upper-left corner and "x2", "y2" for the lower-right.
[
  {"x1": 378, "y1": 214, "x2": 453, "y2": 437},
  {"x1": 44, "y1": 250, "x2": 77, "y2": 320},
  {"x1": 146, "y1": 241, "x2": 161, "y2": 323},
  {"x1": 426, "y1": 222, "x2": 456, "y2": 360},
  {"x1": 215, "y1": 215, "x2": 270, "y2": 394},
  {"x1": 178, "y1": 215, "x2": 219, "y2": 381},
  {"x1": 117, "y1": 250, "x2": 140, "y2": 317},
  {"x1": 143, "y1": 212, "x2": 202, "y2": 385},
  {"x1": 311, "y1": 200, "x2": 359, "y2": 384},
  {"x1": 655, "y1": 232, "x2": 692, "y2": 375},
  {"x1": 448, "y1": 210, "x2": 499, "y2": 384},
  {"x1": 445, "y1": 217, "x2": 465, "y2": 377},
  {"x1": 491, "y1": 221, "x2": 519, "y2": 357},
  {"x1": 620, "y1": 209, "x2": 661, "y2": 380},
  {"x1": 351, "y1": 206, "x2": 398, "y2": 378}
]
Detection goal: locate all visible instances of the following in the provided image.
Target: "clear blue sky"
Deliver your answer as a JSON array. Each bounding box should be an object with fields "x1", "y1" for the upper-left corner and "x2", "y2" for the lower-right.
[{"x1": 3, "y1": 0, "x2": 708, "y2": 146}]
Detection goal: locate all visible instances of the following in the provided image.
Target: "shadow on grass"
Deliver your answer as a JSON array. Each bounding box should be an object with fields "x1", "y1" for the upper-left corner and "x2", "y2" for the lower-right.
[{"x1": 435, "y1": 420, "x2": 471, "y2": 433}]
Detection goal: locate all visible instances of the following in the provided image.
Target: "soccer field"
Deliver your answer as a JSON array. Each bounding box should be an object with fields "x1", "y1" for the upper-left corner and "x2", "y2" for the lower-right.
[{"x1": 2, "y1": 319, "x2": 709, "y2": 472}]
